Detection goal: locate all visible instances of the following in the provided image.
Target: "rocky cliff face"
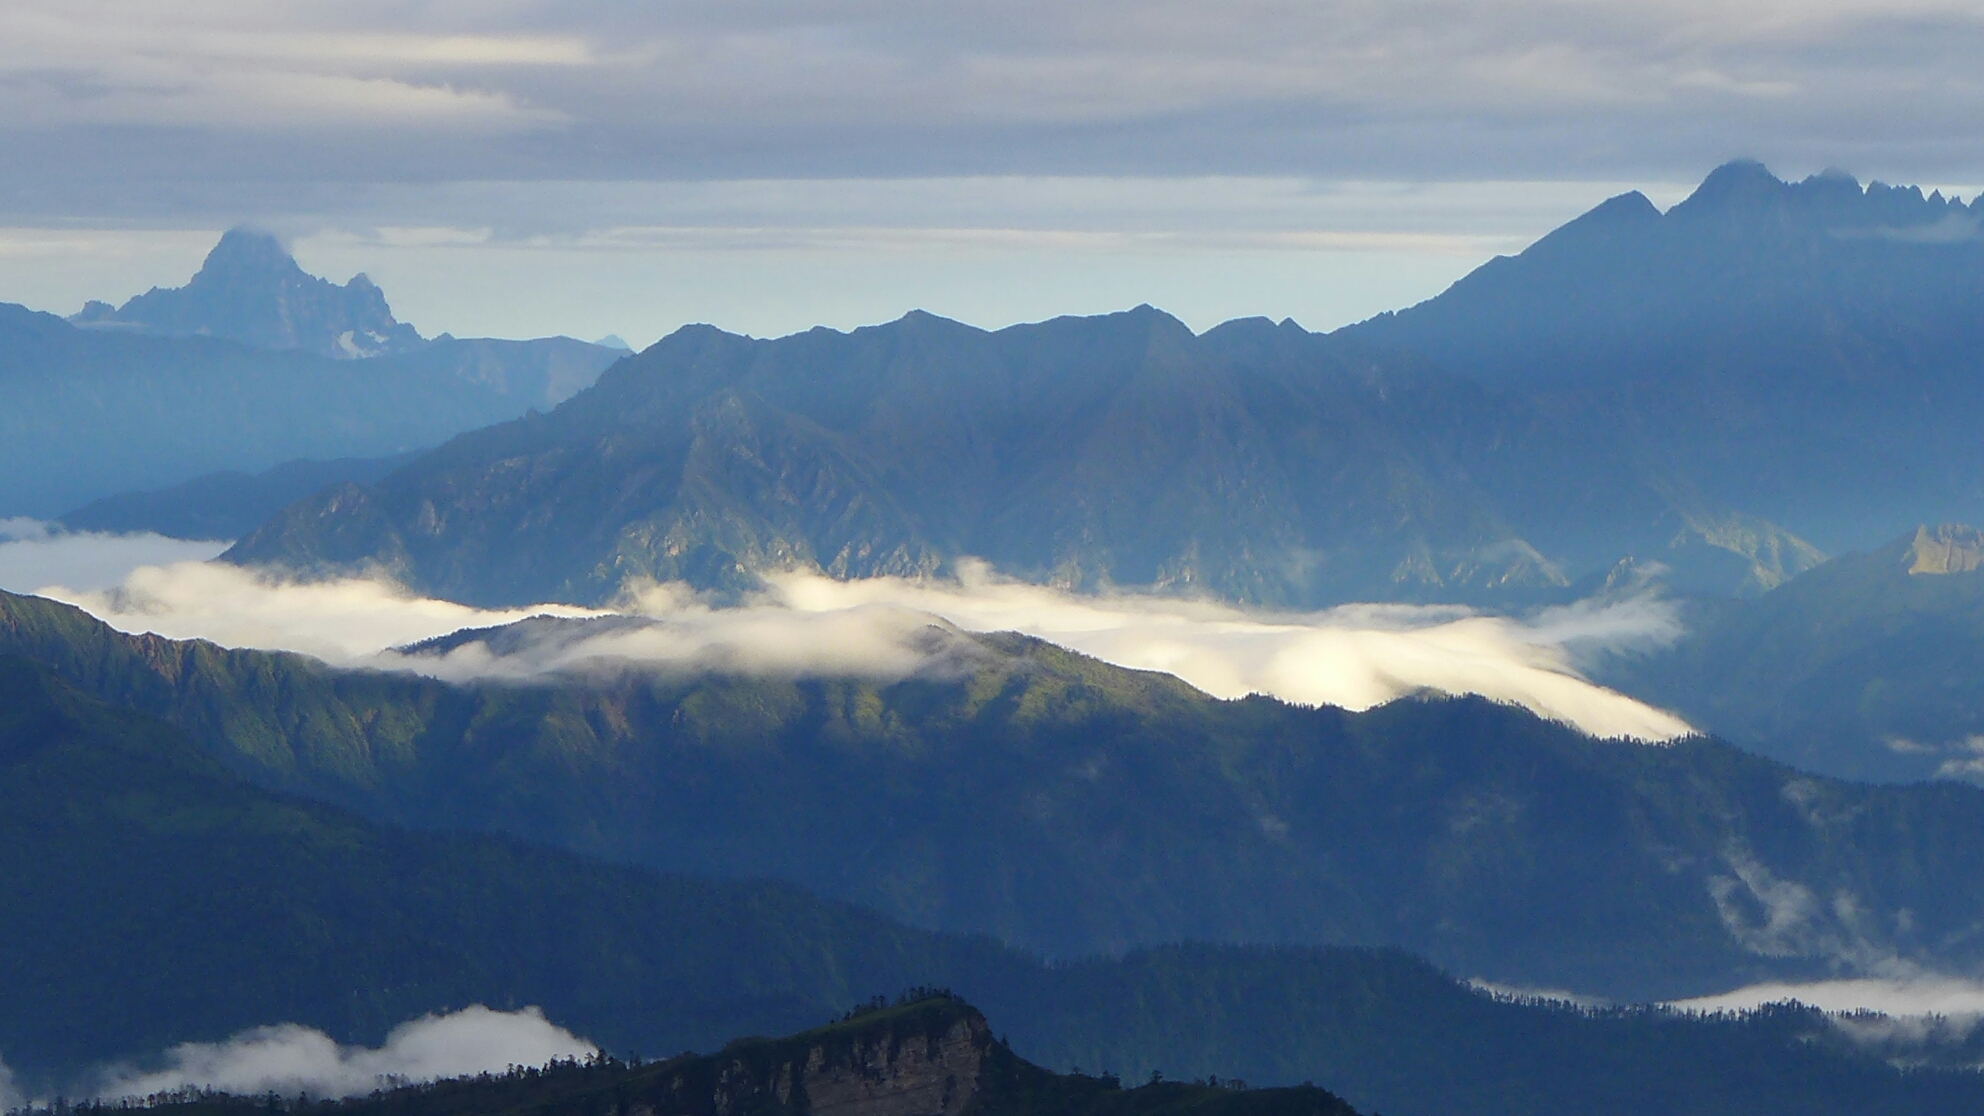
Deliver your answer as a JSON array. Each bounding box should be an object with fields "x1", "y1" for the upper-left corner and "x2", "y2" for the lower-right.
[
  {"x1": 584, "y1": 996, "x2": 1361, "y2": 1116},
  {"x1": 649, "y1": 1003, "x2": 993, "y2": 1116}
]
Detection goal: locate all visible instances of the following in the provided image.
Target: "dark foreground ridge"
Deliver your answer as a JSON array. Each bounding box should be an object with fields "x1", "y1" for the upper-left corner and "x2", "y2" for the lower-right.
[
  {"x1": 23, "y1": 996, "x2": 1361, "y2": 1116},
  {"x1": 8, "y1": 650, "x2": 1984, "y2": 1116}
]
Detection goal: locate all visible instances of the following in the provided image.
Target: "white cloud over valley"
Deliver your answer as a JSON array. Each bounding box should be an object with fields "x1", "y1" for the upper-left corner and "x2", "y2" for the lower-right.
[
  {"x1": 0, "y1": 520, "x2": 228, "y2": 595},
  {"x1": 30, "y1": 552, "x2": 1693, "y2": 741}
]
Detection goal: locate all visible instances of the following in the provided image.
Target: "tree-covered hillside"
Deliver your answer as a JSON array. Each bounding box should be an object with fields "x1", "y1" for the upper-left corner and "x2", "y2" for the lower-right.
[
  {"x1": 8, "y1": 589, "x2": 1984, "y2": 1001},
  {"x1": 7, "y1": 657, "x2": 1984, "y2": 1116}
]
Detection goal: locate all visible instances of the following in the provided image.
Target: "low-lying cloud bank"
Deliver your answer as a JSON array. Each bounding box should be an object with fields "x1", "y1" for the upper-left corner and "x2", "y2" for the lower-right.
[
  {"x1": 92, "y1": 1007, "x2": 593, "y2": 1102},
  {"x1": 0, "y1": 519, "x2": 227, "y2": 595},
  {"x1": 33, "y1": 555, "x2": 1692, "y2": 742}
]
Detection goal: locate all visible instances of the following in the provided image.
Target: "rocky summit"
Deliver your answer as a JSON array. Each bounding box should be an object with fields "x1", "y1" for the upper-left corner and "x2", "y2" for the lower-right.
[{"x1": 71, "y1": 226, "x2": 425, "y2": 359}]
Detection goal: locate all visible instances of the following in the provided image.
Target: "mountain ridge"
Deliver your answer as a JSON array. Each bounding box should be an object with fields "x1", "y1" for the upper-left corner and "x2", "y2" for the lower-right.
[{"x1": 222, "y1": 301, "x2": 1820, "y2": 607}]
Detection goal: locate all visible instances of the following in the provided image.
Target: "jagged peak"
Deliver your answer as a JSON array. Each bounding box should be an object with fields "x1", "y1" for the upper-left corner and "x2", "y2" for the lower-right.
[{"x1": 1662, "y1": 159, "x2": 1975, "y2": 234}]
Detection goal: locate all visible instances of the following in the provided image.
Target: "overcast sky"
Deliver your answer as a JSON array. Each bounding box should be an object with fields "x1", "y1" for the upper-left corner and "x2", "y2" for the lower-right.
[{"x1": 2, "y1": 0, "x2": 1979, "y2": 341}]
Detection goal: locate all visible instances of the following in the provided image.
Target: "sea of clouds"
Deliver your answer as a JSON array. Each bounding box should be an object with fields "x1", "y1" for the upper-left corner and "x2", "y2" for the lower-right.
[{"x1": 10, "y1": 537, "x2": 1695, "y2": 741}]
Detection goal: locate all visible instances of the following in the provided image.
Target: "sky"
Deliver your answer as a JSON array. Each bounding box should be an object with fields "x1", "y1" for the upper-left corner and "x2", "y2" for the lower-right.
[{"x1": 3, "y1": 0, "x2": 1982, "y2": 340}]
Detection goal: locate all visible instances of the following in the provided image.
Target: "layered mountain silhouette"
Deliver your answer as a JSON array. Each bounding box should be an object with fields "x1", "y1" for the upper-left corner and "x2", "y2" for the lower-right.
[
  {"x1": 58, "y1": 453, "x2": 418, "y2": 540},
  {"x1": 216, "y1": 161, "x2": 1984, "y2": 608},
  {"x1": 223, "y1": 306, "x2": 1821, "y2": 608},
  {"x1": 72, "y1": 227, "x2": 425, "y2": 359},
  {"x1": 9, "y1": 649, "x2": 1978, "y2": 1116}
]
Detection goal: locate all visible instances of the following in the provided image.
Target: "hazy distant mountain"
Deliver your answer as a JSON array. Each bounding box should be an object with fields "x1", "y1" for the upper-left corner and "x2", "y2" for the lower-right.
[
  {"x1": 59, "y1": 453, "x2": 417, "y2": 539},
  {"x1": 1344, "y1": 160, "x2": 1984, "y2": 553},
  {"x1": 9, "y1": 651, "x2": 1973, "y2": 1116},
  {"x1": 227, "y1": 306, "x2": 1816, "y2": 608},
  {"x1": 11, "y1": 587, "x2": 1984, "y2": 1003},
  {"x1": 1600, "y1": 524, "x2": 1984, "y2": 783},
  {"x1": 0, "y1": 304, "x2": 624, "y2": 518},
  {"x1": 71, "y1": 227, "x2": 425, "y2": 359}
]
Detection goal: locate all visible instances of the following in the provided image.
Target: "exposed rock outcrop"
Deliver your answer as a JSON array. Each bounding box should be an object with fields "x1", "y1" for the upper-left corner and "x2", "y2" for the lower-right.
[{"x1": 1906, "y1": 524, "x2": 1984, "y2": 575}]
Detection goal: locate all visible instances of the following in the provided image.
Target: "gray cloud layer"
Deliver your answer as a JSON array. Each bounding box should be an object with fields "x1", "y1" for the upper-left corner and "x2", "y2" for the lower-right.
[{"x1": 4, "y1": 0, "x2": 1984, "y2": 215}]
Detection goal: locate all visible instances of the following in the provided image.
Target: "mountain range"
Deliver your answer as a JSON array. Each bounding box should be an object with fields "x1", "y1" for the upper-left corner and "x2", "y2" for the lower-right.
[
  {"x1": 221, "y1": 162, "x2": 1984, "y2": 610},
  {"x1": 221, "y1": 305, "x2": 1810, "y2": 609},
  {"x1": 1346, "y1": 161, "x2": 1984, "y2": 554},
  {"x1": 16, "y1": 161, "x2": 1984, "y2": 1116}
]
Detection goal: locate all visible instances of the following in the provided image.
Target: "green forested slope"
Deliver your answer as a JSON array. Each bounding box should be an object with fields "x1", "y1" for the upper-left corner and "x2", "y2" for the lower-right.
[
  {"x1": 0, "y1": 654, "x2": 1017, "y2": 1079},
  {"x1": 9, "y1": 590, "x2": 1984, "y2": 1000},
  {"x1": 6, "y1": 657, "x2": 1983, "y2": 1116}
]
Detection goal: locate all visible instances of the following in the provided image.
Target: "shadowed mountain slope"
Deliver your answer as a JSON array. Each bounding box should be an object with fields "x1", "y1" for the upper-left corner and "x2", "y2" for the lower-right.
[
  {"x1": 226, "y1": 306, "x2": 1813, "y2": 607},
  {"x1": 6, "y1": 659, "x2": 1983, "y2": 1116},
  {"x1": 1344, "y1": 161, "x2": 1984, "y2": 552},
  {"x1": 75, "y1": 164, "x2": 1984, "y2": 596},
  {"x1": 7, "y1": 588, "x2": 1984, "y2": 1002},
  {"x1": 1600, "y1": 524, "x2": 1984, "y2": 782}
]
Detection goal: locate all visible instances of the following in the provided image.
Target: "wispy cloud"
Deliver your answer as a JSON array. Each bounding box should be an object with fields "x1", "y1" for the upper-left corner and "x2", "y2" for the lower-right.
[
  {"x1": 91, "y1": 1007, "x2": 593, "y2": 1102},
  {"x1": 36, "y1": 555, "x2": 1692, "y2": 741}
]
